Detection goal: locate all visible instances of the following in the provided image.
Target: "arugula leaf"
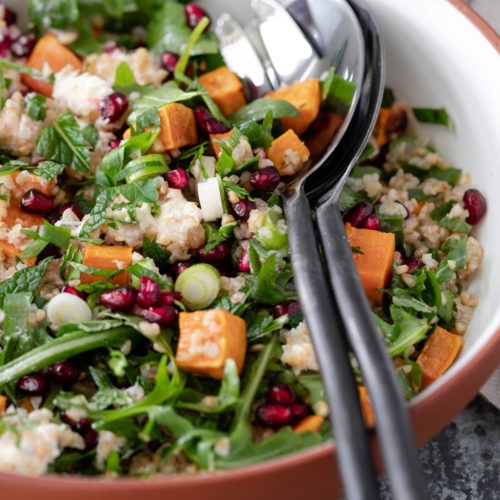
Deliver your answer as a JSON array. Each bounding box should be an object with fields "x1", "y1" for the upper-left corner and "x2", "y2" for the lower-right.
[
  {"x1": 128, "y1": 81, "x2": 204, "y2": 124},
  {"x1": 146, "y1": 1, "x2": 219, "y2": 55},
  {"x1": 245, "y1": 312, "x2": 289, "y2": 342},
  {"x1": 230, "y1": 98, "x2": 299, "y2": 125},
  {"x1": 112, "y1": 177, "x2": 161, "y2": 204},
  {"x1": 24, "y1": 93, "x2": 47, "y2": 121},
  {"x1": 381, "y1": 87, "x2": 396, "y2": 108},
  {"x1": 113, "y1": 61, "x2": 143, "y2": 96},
  {"x1": 425, "y1": 166, "x2": 462, "y2": 186},
  {"x1": 430, "y1": 200, "x2": 456, "y2": 221},
  {"x1": 391, "y1": 288, "x2": 436, "y2": 318},
  {"x1": 203, "y1": 221, "x2": 237, "y2": 253},
  {"x1": 338, "y1": 184, "x2": 368, "y2": 212},
  {"x1": 0, "y1": 257, "x2": 53, "y2": 307},
  {"x1": 439, "y1": 216, "x2": 472, "y2": 234},
  {"x1": 252, "y1": 254, "x2": 293, "y2": 305},
  {"x1": 36, "y1": 109, "x2": 90, "y2": 172},
  {"x1": 89, "y1": 366, "x2": 132, "y2": 410},
  {"x1": 127, "y1": 262, "x2": 172, "y2": 289},
  {"x1": 435, "y1": 236, "x2": 467, "y2": 283}
]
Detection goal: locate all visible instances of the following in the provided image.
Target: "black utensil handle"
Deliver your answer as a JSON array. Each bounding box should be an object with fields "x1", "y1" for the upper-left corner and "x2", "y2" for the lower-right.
[
  {"x1": 284, "y1": 191, "x2": 379, "y2": 500},
  {"x1": 315, "y1": 199, "x2": 427, "y2": 500}
]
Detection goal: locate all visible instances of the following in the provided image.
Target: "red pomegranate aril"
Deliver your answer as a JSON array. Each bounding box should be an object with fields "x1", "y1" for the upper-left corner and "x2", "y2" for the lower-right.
[
  {"x1": 198, "y1": 242, "x2": 231, "y2": 264},
  {"x1": 362, "y1": 214, "x2": 381, "y2": 231},
  {"x1": 10, "y1": 33, "x2": 36, "y2": 58},
  {"x1": 17, "y1": 373, "x2": 50, "y2": 396},
  {"x1": 237, "y1": 250, "x2": 250, "y2": 272},
  {"x1": 48, "y1": 361, "x2": 79, "y2": 387},
  {"x1": 61, "y1": 285, "x2": 86, "y2": 300},
  {"x1": 463, "y1": 188, "x2": 487, "y2": 225},
  {"x1": 194, "y1": 107, "x2": 230, "y2": 135},
  {"x1": 0, "y1": 32, "x2": 11, "y2": 57},
  {"x1": 140, "y1": 305, "x2": 178, "y2": 327},
  {"x1": 45, "y1": 211, "x2": 60, "y2": 225},
  {"x1": 160, "y1": 50, "x2": 180, "y2": 74},
  {"x1": 21, "y1": 188, "x2": 54, "y2": 215},
  {"x1": 343, "y1": 201, "x2": 373, "y2": 228},
  {"x1": 100, "y1": 92, "x2": 128, "y2": 122},
  {"x1": 266, "y1": 384, "x2": 296, "y2": 405},
  {"x1": 166, "y1": 168, "x2": 189, "y2": 189},
  {"x1": 250, "y1": 166, "x2": 281, "y2": 192},
  {"x1": 3, "y1": 7, "x2": 17, "y2": 26},
  {"x1": 403, "y1": 256, "x2": 424, "y2": 274},
  {"x1": 256, "y1": 403, "x2": 292, "y2": 428},
  {"x1": 184, "y1": 3, "x2": 211, "y2": 30},
  {"x1": 230, "y1": 198, "x2": 255, "y2": 221},
  {"x1": 61, "y1": 201, "x2": 84, "y2": 220},
  {"x1": 159, "y1": 291, "x2": 182, "y2": 305},
  {"x1": 72, "y1": 418, "x2": 98, "y2": 450},
  {"x1": 274, "y1": 300, "x2": 300, "y2": 318},
  {"x1": 100, "y1": 286, "x2": 137, "y2": 312},
  {"x1": 290, "y1": 402, "x2": 311, "y2": 422},
  {"x1": 136, "y1": 276, "x2": 161, "y2": 308},
  {"x1": 171, "y1": 261, "x2": 190, "y2": 277},
  {"x1": 108, "y1": 138, "x2": 121, "y2": 150}
]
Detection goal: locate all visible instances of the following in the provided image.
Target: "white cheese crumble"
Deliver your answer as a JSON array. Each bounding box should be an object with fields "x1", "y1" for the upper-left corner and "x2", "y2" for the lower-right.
[{"x1": 281, "y1": 321, "x2": 319, "y2": 375}]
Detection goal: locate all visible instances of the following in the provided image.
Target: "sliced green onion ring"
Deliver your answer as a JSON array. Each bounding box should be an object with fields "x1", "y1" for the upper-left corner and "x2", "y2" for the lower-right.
[{"x1": 174, "y1": 263, "x2": 221, "y2": 310}]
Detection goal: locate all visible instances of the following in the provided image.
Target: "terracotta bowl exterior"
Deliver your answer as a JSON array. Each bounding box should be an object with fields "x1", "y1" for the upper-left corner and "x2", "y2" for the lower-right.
[{"x1": 0, "y1": 0, "x2": 499, "y2": 499}]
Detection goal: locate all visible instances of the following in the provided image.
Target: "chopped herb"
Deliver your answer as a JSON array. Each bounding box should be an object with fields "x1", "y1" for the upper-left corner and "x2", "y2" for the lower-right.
[
  {"x1": 24, "y1": 93, "x2": 47, "y2": 121},
  {"x1": 412, "y1": 107, "x2": 450, "y2": 126}
]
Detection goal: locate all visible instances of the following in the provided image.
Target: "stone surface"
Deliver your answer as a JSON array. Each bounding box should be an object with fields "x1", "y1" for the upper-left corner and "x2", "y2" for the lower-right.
[{"x1": 379, "y1": 397, "x2": 500, "y2": 499}]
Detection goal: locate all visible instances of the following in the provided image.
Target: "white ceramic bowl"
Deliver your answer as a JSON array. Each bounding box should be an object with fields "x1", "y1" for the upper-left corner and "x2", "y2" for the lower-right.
[{"x1": 1, "y1": 1, "x2": 499, "y2": 499}]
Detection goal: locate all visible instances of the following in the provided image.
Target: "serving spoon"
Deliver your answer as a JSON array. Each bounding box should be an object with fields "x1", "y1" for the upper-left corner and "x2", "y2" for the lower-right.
[{"x1": 208, "y1": 0, "x2": 426, "y2": 497}]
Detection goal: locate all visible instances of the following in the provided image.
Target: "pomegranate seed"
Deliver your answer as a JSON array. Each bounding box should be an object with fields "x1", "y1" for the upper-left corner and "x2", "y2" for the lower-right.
[
  {"x1": 184, "y1": 3, "x2": 211, "y2": 30},
  {"x1": 403, "y1": 256, "x2": 424, "y2": 274},
  {"x1": 48, "y1": 361, "x2": 79, "y2": 387},
  {"x1": 166, "y1": 168, "x2": 189, "y2": 189},
  {"x1": 102, "y1": 41, "x2": 122, "y2": 54},
  {"x1": 60, "y1": 201, "x2": 84, "y2": 220},
  {"x1": 0, "y1": 32, "x2": 11, "y2": 57},
  {"x1": 171, "y1": 261, "x2": 190, "y2": 277},
  {"x1": 100, "y1": 286, "x2": 137, "y2": 312},
  {"x1": 160, "y1": 51, "x2": 180, "y2": 74},
  {"x1": 230, "y1": 198, "x2": 255, "y2": 221},
  {"x1": 21, "y1": 188, "x2": 54, "y2": 215},
  {"x1": 266, "y1": 384, "x2": 296, "y2": 405},
  {"x1": 37, "y1": 243, "x2": 61, "y2": 260},
  {"x1": 136, "y1": 276, "x2": 161, "y2": 308},
  {"x1": 362, "y1": 214, "x2": 381, "y2": 230},
  {"x1": 194, "y1": 107, "x2": 230, "y2": 135},
  {"x1": 290, "y1": 402, "x2": 311, "y2": 422},
  {"x1": 3, "y1": 7, "x2": 17, "y2": 26},
  {"x1": 237, "y1": 250, "x2": 250, "y2": 272},
  {"x1": 17, "y1": 374, "x2": 50, "y2": 396},
  {"x1": 108, "y1": 138, "x2": 121, "y2": 150},
  {"x1": 140, "y1": 305, "x2": 178, "y2": 326},
  {"x1": 343, "y1": 201, "x2": 373, "y2": 228},
  {"x1": 100, "y1": 92, "x2": 128, "y2": 122},
  {"x1": 61, "y1": 285, "x2": 86, "y2": 300},
  {"x1": 10, "y1": 33, "x2": 36, "y2": 58},
  {"x1": 274, "y1": 300, "x2": 300, "y2": 318},
  {"x1": 45, "y1": 211, "x2": 60, "y2": 225},
  {"x1": 198, "y1": 242, "x2": 231, "y2": 264},
  {"x1": 256, "y1": 403, "x2": 292, "y2": 428},
  {"x1": 71, "y1": 418, "x2": 98, "y2": 450},
  {"x1": 250, "y1": 166, "x2": 281, "y2": 192},
  {"x1": 463, "y1": 188, "x2": 487, "y2": 224},
  {"x1": 159, "y1": 291, "x2": 181, "y2": 305}
]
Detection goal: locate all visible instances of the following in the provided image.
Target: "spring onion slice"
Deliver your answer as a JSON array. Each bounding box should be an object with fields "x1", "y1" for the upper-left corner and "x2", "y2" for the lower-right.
[
  {"x1": 198, "y1": 176, "x2": 225, "y2": 221},
  {"x1": 412, "y1": 107, "x2": 450, "y2": 126},
  {"x1": 3, "y1": 293, "x2": 30, "y2": 340},
  {"x1": 174, "y1": 263, "x2": 221, "y2": 310},
  {"x1": 119, "y1": 154, "x2": 169, "y2": 183}
]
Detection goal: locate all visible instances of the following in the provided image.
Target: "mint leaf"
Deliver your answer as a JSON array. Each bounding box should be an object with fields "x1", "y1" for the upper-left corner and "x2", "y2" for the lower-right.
[
  {"x1": 112, "y1": 177, "x2": 161, "y2": 204},
  {"x1": 33, "y1": 160, "x2": 65, "y2": 180},
  {"x1": 0, "y1": 257, "x2": 53, "y2": 307},
  {"x1": 143, "y1": 237, "x2": 171, "y2": 273},
  {"x1": 28, "y1": 0, "x2": 79, "y2": 34},
  {"x1": 36, "y1": 109, "x2": 90, "y2": 172},
  {"x1": 79, "y1": 190, "x2": 109, "y2": 238},
  {"x1": 24, "y1": 93, "x2": 47, "y2": 121}
]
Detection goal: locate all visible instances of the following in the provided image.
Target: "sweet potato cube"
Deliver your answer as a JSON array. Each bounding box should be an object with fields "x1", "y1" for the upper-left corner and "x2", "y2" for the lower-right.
[
  {"x1": 373, "y1": 107, "x2": 408, "y2": 147},
  {"x1": 0, "y1": 240, "x2": 37, "y2": 267},
  {"x1": 0, "y1": 395, "x2": 6, "y2": 416},
  {"x1": 157, "y1": 103, "x2": 198, "y2": 150},
  {"x1": 175, "y1": 309, "x2": 247, "y2": 380},
  {"x1": 345, "y1": 222, "x2": 396, "y2": 305},
  {"x1": 23, "y1": 33, "x2": 83, "y2": 97},
  {"x1": 198, "y1": 66, "x2": 247, "y2": 117},
  {"x1": 292, "y1": 414, "x2": 325, "y2": 433},
  {"x1": 80, "y1": 244, "x2": 132, "y2": 286},
  {"x1": 210, "y1": 131, "x2": 233, "y2": 158},
  {"x1": 266, "y1": 129, "x2": 310, "y2": 176},
  {"x1": 416, "y1": 326, "x2": 463, "y2": 389},
  {"x1": 266, "y1": 78, "x2": 321, "y2": 136},
  {"x1": 358, "y1": 384, "x2": 375, "y2": 427},
  {"x1": 304, "y1": 112, "x2": 343, "y2": 161}
]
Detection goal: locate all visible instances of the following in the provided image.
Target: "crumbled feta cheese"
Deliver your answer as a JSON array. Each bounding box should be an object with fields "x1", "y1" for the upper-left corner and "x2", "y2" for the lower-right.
[
  {"x1": 96, "y1": 430, "x2": 127, "y2": 469},
  {"x1": 281, "y1": 321, "x2": 319, "y2": 375}
]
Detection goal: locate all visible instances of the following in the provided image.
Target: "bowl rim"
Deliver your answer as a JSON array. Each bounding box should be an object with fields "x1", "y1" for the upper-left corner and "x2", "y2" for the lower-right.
[{"x1": 0, "y1": 0, "x2": 499, "y2": 492}]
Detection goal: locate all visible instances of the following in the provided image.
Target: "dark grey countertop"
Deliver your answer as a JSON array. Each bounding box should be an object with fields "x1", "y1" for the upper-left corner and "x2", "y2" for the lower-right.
[{"x1": 379, "y1": 396, "x2": 500, "y2": 499}]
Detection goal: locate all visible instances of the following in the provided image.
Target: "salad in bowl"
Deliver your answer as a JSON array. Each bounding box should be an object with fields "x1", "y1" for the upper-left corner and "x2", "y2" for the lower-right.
[{"x1": 0, "y1": 0, "x2": 488, "y2": 480}]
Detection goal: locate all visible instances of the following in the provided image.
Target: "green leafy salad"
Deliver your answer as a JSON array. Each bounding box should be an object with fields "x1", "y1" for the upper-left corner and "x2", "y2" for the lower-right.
[{"x1": 0, "y1": 0, "x2": 486, "y2": 477}]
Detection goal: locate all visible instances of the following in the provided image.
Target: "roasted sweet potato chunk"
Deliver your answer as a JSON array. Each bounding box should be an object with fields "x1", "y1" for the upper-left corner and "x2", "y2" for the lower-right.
[
  {"x1": 80, "y1": 244, "x2": 132, "y2": 286},
  {"x1": 266, "y1": 129, "x2": 310, "y2": 176}
]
